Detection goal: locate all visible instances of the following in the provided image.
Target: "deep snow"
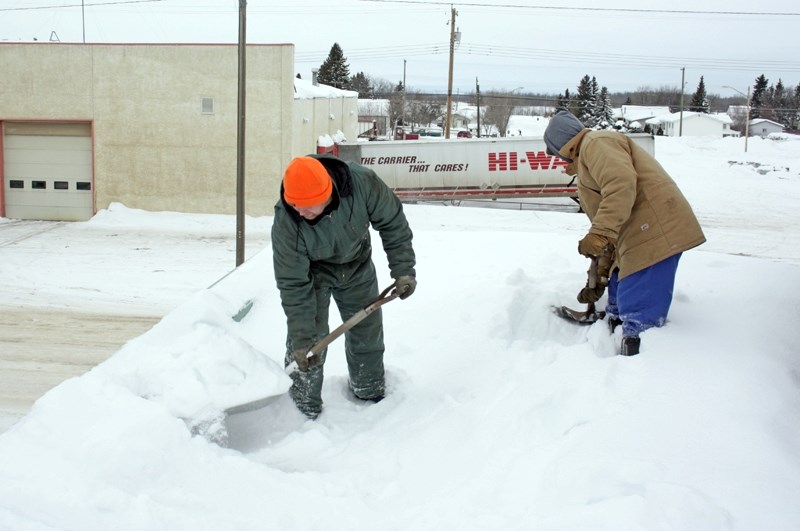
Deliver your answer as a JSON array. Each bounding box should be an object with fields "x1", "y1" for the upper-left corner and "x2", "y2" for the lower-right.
[{"x1": 1, "y1": 128, "x2": 800, "y2": 530}]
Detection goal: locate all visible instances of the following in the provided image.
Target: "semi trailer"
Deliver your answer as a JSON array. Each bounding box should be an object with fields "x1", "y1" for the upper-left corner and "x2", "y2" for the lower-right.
[{"x1": 335, "y1": 134, "x2": 655, "y2": 203}]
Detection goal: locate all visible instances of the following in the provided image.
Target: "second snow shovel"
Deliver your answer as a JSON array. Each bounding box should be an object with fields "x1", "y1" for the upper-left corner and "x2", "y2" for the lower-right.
[{"x1": 553, "y1": 256, "x2": 607, "y2": 325}]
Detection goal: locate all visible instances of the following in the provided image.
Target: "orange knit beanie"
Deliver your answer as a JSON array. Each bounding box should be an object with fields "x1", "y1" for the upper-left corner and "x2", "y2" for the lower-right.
[{"x1": 283, "y1": 157, "x2": 333, "y2": 207}]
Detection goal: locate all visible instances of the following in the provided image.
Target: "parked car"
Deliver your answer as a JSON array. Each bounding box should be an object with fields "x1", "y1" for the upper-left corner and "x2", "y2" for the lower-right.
[{"x1": 456, "y1": 130, "x2": 472, "y2": 138}]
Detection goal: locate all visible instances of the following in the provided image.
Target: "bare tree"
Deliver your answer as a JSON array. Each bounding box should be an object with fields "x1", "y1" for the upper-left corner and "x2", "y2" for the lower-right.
[
  {"x1": 387, "y1": 81, "x2": 405, "y2": 126},
  {"x1": 482, "y1": 91, "x2": 517, "y2": 137},
  {"x1": 370, "y1": 77, "x2": 395, "y2": 99},
  {"x1": 407, "y1": 96, "x2": 441, "y2": 129},
  {"x1": 628, "y1": 85, "x2": 683, "y2": 107}
]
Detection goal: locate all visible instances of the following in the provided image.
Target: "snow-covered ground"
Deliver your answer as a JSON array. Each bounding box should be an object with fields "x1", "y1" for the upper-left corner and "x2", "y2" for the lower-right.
[{"x1": 1, "y1": 133, "x2": 799, "y2": 529}]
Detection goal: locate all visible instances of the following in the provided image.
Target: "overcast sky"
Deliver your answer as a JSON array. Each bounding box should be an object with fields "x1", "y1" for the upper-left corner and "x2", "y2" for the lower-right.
[{"x1": 2, "y1": 0, "x2": 799, "y2": 99}]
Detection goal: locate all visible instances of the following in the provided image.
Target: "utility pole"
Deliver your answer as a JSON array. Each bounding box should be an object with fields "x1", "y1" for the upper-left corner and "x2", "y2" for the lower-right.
[
  {"x1": 679, "y1": 67, "x2": 685, "y2": 137},
  {"x1": 402, "y1": 59, "x2": 407, "y2": 129},
  {"x1": 81, "y1": 0, "x2": 85, "y2": 43},
  {"x1": 235, "y1": 0, "x2": 247, "y2": 267},
  {"x1": 722, "y1": 85, "x2": 751, "y2": 153},
  {"x1": 744, "y1": 85, "x2": 751, "y2": 153},
  {"x1": 444, "y1": 6, "x2": 457, "y2": 139},
  {"x1": 475, "y1": 77, "x2": 481, "y2": 138}
]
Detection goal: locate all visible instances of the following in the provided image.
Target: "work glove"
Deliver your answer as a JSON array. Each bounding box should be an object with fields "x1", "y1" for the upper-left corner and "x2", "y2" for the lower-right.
[
  {"x1": 394, "y1": 275, "x2": 417, "y2": 300},
  {"x1": 577, "y1": 283, "x2": 605, "y2": 304},
  {"x1": 577, "y1": 233, "x2": 610, "y2": 258},
  {"x1": 596, "y1": 249, "x2": 615, "y2": 286},
  {"x1": 291, "y1": 346, "x2": 320, "y2": 372}
]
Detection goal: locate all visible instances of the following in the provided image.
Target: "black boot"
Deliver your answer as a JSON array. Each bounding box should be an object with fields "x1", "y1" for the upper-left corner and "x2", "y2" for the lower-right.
[
  {"x1": 608, "y1": 316, "x2": 623, "y2": 333},
  {"x1": 620, "y1": 336, "x2": 641, "y2": 356}
]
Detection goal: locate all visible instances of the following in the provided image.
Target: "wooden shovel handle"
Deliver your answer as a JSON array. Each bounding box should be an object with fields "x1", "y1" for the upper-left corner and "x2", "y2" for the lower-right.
[{"x1": 307, "y1": 283, "x2": 399, "y2": 357}]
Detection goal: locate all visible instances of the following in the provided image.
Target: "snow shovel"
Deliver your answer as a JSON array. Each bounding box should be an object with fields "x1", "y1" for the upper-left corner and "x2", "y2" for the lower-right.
[
  {"x1": 553, "y1": 301, "x2": 606, "y2": 325},
  {"x1": 225, "y1": 282, "x2": 401, "y2": 417},
  {"x1": 553, "y1": 256, "x2": 607, "y2": 325}
]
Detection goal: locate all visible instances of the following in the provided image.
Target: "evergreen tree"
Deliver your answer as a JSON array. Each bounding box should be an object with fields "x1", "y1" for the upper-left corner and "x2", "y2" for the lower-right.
[
  {"x1": 750, "y1": 74, "x2": 769, "y2": 120},
  {"x1": 587, "y1": 76, "x2": 600, "y2": 126},
  {"x1": 575, "y1": 75, "x2": 594, "y2": 125},
  {"x1": 556, "y1": 89, "x2": 571, "y2": 111},
  {"x1": 317, "y1": 43, "x2": 351, "y2": 90},
  {"x1": 349, "y1": 71, "x2": 372, "y2": 98},
  {"x1": 296, "y1": 73, "x2": 301, "y2": 79},
  {"x1": 772, "y1": 79, "x2": 788, "y2": 125},
  {"x1": 689, "y1": 76, "x2": 709, "y2": 113},
  {"x1": 794, "y1": 82, "x2": 800, "y2": 128},
  {"x1": 595, "y1": 86, "x2": 614, "y2": 129}
]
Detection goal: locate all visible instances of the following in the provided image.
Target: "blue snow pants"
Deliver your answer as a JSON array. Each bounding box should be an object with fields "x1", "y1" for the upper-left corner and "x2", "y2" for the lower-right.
[{"x1": 605, "y1": 253, "x2": 682, "y2": 338}]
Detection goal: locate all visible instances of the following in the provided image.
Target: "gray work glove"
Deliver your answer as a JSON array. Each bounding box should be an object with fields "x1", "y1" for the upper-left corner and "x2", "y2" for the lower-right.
[
  {"x1": 394, "y1": 275, "x2": 417, "y2": 300},
  {"x1": 292, "y1": 346, "x2": 319, "y2": 372}
]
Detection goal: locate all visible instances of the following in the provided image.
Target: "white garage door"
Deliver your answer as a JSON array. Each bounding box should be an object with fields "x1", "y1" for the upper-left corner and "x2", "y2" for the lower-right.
[{"x1": 3, "y1": 122, "x2": 93, "y2": 221}]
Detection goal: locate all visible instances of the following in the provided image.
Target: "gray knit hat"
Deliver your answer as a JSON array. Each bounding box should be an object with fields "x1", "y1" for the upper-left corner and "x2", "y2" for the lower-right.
[{"x1": 543, "y1": 110, "x2": 585, "y2": 163}]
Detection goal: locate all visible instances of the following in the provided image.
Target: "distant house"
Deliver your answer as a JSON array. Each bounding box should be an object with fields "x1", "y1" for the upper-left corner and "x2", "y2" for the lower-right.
[
  {"x1": 646, "y1": 112, "x2": 738, "y2": 138},
  {"x1": 749, "y1": 119, "x2": 784, "y2": 137},
  {"x1": 615, "y1": 105, "x2": 671, "y2": 131},
  {"x1": 440, "y1": 104, "x2": 477, "y2": 133}
]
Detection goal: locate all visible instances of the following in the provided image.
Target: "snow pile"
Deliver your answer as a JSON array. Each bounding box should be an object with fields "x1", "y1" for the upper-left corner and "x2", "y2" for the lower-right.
[
  {"x1": 95, "y1": 286, "x2": 291, "y2": 430},
  {"x1": 1, "y1": 134, "x2": 800, "y2": 529}
]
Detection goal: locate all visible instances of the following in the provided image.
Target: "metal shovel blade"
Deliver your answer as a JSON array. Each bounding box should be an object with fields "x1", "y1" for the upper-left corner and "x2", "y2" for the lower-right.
[{"x1": 552, "y1": 303, "x2": 606, "y2": 325}]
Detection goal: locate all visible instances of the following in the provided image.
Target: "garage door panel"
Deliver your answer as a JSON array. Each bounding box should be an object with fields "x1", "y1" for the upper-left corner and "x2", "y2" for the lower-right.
[
  {"x1": 5, "y1": 161, "x2": 92, "y2": 179},
  {"x1": 5, "y1": 147, "x2": 92, "y2": 167},
  {"x1": 3, "y1": 124, "x2": 93, "y2": 221},
  {"x1": 4, "y1": 134, "x2": 91, "y2": 150},
  {"x1": 3, "y1": 203, "x2": 90, "y2": 222}
]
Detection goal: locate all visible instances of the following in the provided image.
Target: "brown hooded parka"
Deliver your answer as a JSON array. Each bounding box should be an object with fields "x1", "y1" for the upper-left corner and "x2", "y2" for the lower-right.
[{"x1": 559, "y1": 129, "x2": 705, "y2": 279}]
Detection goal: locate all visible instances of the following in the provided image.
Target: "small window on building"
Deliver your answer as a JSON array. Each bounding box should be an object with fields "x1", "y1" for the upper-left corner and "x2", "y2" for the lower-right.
[
  {"x1": 54, "y1": 181, "x2": 69, "y2": 190},
  {"x1": 10, "y1": 180, "x2": 24, "y2": 188},
  {"x1": 201, "y1": 97, "x2": 214, "y2": 114},
  {"x1": 76, "y1": 182, "x2": 91, "y2": 191},
  {"x1": 32, "y1": 181, "x2": 46, "y2": 189}
]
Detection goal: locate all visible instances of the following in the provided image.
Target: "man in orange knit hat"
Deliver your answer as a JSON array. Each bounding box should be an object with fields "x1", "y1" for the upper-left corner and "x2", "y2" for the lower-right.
[{"x1": 272, "y1": 155, "x2": 416, "y2": 419}]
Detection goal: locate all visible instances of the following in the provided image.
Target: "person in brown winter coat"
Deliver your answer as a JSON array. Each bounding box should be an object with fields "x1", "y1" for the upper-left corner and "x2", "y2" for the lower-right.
[{"x1": 544, "y1": 110, "x2": 705, "y2": 355}]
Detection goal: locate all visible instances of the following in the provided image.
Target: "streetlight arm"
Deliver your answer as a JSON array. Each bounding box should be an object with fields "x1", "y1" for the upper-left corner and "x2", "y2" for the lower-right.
[{"x1": 722, "y1": 85, "x2": 750, "y2": 152}]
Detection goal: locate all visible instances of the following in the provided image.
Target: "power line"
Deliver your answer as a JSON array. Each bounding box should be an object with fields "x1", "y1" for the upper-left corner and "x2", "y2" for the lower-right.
[
  {"x1": 0, "y1": 0, "x2": 166, "y2": 12},
  {"x1": 361, "y1": 0, "x2": 800, "y2": 17},
  {"x1": 295, "y1": 41, "x2": 800, "y2": 74}
]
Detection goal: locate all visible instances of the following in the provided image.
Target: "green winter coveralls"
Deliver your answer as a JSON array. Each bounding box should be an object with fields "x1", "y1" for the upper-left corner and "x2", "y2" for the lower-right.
[{"x1": 271, "y1": 155, "x2": 416, "y2": 418}]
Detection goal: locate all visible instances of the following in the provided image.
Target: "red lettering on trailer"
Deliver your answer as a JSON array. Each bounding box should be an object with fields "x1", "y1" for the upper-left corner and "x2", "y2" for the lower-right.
[
  {"x1": 525, "y1": 151, "x2": 553, "y2": 170},
  {"x1": 488, "y1": 152, "x2": 519, "y2": 171}
]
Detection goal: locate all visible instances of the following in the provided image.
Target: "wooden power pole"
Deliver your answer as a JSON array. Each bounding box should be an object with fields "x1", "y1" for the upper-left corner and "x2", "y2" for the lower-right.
[
  {"x1": 235, "y1": 0, "x2": 247, "y2": 267},
  {"x1": 444, "y1": 6, "x2": 457, "y2": 139}
]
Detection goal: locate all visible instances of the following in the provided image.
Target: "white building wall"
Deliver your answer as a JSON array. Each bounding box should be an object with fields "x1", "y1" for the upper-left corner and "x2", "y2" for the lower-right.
[
  {"x1": 660, "y1": 114, "x2": 725, "y2": 137},
  {"x1": 750, "y1": 121, "x2": 784, "y2": 137},
  {"x1": 680, "y1": 116, "x2": 724, "y2": 137},
  {"x1": 292, "y1": 96, "x2": 358, "y2": 156},
  {"x1": 1, "y1": 43, "x2": 294, "y2": 217}
]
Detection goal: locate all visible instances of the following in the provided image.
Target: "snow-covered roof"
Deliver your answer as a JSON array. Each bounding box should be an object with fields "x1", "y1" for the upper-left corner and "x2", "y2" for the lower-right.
[
  {"x1": 749, "y1": 118, "x2": 784, "y2": 128},
  {"x1": 294, "y1": 77, "x2": 358, "y2": 99},
  {"x1": 620, "y1": 105, "x2": 671, "y2": 122},
  {"x1": 648, "y1": 111, "x2": 731, "y2": 125}
]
